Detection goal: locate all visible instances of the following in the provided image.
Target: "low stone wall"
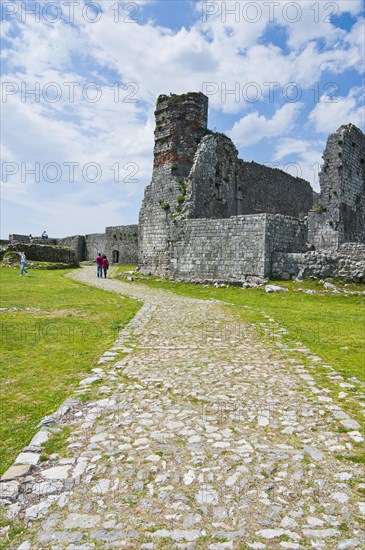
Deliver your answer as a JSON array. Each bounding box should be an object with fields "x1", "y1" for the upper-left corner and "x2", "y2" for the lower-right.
[
  {"x1": 338, "y1": 242, "x2": 365, "y2": 261},
  {"x1": 7, "y1": 243, "x2": 79, "y2": 266},
  {"x1": 9, "y1": 234, "x2": 30, "y2": 243},
  {"x1": 31, "y1": 238, "x2": 58, "y2": 246},
  {"x1": 272, "y1": 250, "x2": 365, "y2": 281}
]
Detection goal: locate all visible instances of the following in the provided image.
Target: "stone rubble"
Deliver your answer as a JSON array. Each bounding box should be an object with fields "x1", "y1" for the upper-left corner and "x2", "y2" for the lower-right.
[{"x1": 0, "y1": 267, "x2": 364, "y2": 550}]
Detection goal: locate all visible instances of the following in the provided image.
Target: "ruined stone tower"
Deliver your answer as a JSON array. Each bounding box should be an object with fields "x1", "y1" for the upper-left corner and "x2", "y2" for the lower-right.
[
  {"x1": 139, "y1": 92, "x2": 208, "y2": 273},
  {"x1": 153, "y1": 92, "x2": 208, "y2": 177},
  {"x1": 308, "y1": 124, "x2": 365, "y2": 251}
]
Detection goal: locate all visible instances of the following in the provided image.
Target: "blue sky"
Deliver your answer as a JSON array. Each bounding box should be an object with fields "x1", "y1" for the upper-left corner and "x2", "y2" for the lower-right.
[{"x1": 1, "y1": 0, "x2": 364, "y2": 238}]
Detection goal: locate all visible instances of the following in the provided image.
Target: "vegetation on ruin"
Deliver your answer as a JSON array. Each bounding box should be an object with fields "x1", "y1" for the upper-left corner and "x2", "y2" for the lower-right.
[
  {"x1": 312, "y1": 205, "x2": 326, "y2": 213},
  {"x1": 0, "y1": 269, "x2": 141, "y2": 475},
  {"x1": 158, "y1": 199, "x2": 170, "y2": 211}
]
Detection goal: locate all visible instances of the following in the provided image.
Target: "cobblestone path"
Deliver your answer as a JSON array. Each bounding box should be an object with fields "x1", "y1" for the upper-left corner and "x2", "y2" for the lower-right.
[{"x1": 1, "y1": 267, "x2": 364, "y2": 549}]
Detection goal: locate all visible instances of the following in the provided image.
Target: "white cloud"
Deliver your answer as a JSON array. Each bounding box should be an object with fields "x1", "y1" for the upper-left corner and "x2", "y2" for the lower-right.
[
  {"x1": 273, "y1": 139, "x2": 312, "y2": 160},
  {"x1": 1, "y1": 0, "x2": 364, "y2": 237},
  {"x1": 229, "y1": 102, "x2": 303, "y2": 147},
  {"x1": 309, "y1": 88, "x2": 365, "y2": 133},
  {"x1": 272, "y1": 138, "x2": 325, "y2": 190}
]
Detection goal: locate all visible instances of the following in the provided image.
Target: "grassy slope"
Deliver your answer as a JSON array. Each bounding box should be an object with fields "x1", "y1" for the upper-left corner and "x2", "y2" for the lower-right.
[{"x1": 0, "y1": 268, "x2": 141, "y2": 475}]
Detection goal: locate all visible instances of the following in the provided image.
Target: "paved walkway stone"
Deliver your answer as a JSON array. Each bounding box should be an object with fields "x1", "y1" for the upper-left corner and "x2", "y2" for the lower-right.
[{"x1": 1, "y1": 267, "x2": 364, "y2": 549}]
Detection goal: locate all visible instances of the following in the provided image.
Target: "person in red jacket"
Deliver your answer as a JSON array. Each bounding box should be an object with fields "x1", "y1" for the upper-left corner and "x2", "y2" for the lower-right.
[
  {"x1": 102, "y1": 255, "x2": 109, "y2": 278},
  {"x1": 96, "y1": 253, "x2": 103, "y2": 278}
]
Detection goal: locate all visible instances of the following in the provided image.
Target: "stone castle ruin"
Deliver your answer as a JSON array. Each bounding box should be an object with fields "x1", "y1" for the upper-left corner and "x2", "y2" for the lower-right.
[
  {"x1": 138, "y1": 92, "x2": 365, "y2": 281},
  {"x1": 4, "y1": 92, "x2": 364, "y2": 281}
]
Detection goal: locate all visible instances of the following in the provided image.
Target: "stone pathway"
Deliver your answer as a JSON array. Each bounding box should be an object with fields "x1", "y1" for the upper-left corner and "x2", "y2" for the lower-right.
[{"x1": 1, "y1": 267, "x2": 364, "y2": 549}]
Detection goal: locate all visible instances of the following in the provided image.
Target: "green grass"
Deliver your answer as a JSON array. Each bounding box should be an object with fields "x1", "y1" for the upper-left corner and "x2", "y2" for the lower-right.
[
  {"x1": 0, "y1": 268, "x2": 141, "y2": 475},
  {"x1": 0, "y1": 516, "x2": 26, "y2": 550},
  {"x1": 40, "y1": 426, "x2": 72, "y2": 461},
  {"x1": 113, "y1": 267, "x2": 365, "y2": 382}
]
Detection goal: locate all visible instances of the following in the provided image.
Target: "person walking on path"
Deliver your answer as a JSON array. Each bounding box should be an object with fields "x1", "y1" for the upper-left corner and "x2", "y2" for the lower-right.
[
  {"x1": 102, "y1": 254, "x2": 109, "y2": 278},
  {"x1": 96, "y1": 253, "x2": 103, "y2": 278},
  {"x1": 19, "y1": 252, "x2": 29, "y2": 276}
]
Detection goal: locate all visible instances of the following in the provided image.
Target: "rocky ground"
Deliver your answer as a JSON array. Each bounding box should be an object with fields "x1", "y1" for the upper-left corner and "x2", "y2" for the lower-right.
[{"x1": 1, "y1": 267, "x2": 364, "y2": 549}]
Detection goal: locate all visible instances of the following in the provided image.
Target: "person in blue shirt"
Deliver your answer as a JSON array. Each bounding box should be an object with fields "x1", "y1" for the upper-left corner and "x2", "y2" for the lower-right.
[{"x1": 20, "y1": 252, "x2": 29, "y2": 276}]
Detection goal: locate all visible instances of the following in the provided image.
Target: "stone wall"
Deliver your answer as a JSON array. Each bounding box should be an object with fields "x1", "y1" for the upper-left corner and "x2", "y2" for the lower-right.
[
  {"x1": 183, "y1": 134, "x2": 241, "y2": 219},
  {"x1": 183, "y1": 135, "x2": 314, "y2": 220},
  {"x1": 240, "y1": 161, "x2": 313, "y2": 218},
  {"x1": 57, "y1": 235, "x2": 85, "y2": 261},
  {"x1": 272, "y1": 250, "x2": 365, "y2": 282},
  {"x1": 167, "y1": 214, "x2": 307, "y2": 280},
  {"x1": 56, "y1": 228, "x2": 138, "y2": 263},
  {"x1": 7, "y1": 226, "x2": 138, "y2": 265},
  {"x1": 84, "y1": 233, "x2": 107, "y2": 262},
  {"x1": 105, "y1": 225, "x2": 138, "y2": 264},
  {"x1": 138, "y1": 165, "x2": 178, "y2": 274},
  {"x1": 264, "y1": 215, "x2": 308, "y2": 276},
  {"x1": 171, "y1": 215, "x2": 267, "y2": 279},
  {"x1": 9, "y1": 234, "x2": 30, "y2": 243},
  {"x1": 338, "y1": 242, "x2": 365, "y2": 260},
  {"x1": 307, "y1": 211, "x2": 339, "y2": 252},
  {"x1": 7, "y1": 243, "x2": 79, "y2": 266}
]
